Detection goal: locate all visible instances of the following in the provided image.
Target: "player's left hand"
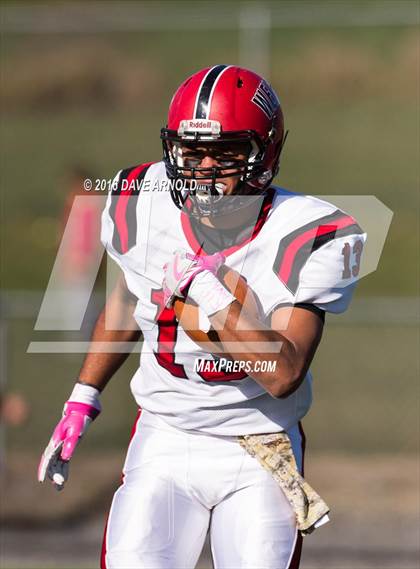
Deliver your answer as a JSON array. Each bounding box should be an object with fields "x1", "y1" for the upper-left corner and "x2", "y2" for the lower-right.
[{"x1": 162, "y1": 249, "x2": 225, "y2": 307}]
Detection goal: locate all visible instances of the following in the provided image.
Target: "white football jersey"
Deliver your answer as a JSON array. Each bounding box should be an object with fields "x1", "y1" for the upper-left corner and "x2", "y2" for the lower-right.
[{"x1": 101, "y1": 161, "x2": 366, "y2": 435}]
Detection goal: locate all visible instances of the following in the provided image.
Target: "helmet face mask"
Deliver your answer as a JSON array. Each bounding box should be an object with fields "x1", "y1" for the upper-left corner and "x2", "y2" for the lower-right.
[
  {"x1": 162, "y1": 136, "x2": 268, "y2": 217},
  {"x1": 161, "y1": 65, "x2": 285, "y2": 218}
]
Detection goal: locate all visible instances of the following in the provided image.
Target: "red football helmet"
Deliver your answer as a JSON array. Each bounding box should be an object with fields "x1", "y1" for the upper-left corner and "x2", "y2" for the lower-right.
[{"x1": 161, "y1": 65, "x2": 286, "y2": 217}]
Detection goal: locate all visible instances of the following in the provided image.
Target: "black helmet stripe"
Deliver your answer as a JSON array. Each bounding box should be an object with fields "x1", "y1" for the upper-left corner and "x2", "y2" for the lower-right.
[{"x1": 194, "y1": 65, "x2": 228, "y2": 119}]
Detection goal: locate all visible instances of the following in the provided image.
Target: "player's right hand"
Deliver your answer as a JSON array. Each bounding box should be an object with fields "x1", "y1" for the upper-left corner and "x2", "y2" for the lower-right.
[
  {"x1": 38, "y1": 384, "x2": 101, "y2": 491},
  {"x1": 162, "y1": 249, "x2": 225, "y2": 307}
]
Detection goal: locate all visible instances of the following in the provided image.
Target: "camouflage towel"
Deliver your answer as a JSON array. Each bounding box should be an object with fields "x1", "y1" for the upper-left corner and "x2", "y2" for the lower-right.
[{"x1": 238, "y1": 432, "x2": 330, "y2": 535}]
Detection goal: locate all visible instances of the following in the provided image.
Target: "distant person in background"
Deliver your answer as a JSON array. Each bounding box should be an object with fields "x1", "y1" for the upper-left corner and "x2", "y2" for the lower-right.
[
  {"x1": 55, "y1": 166, "x2": 103, "y2": 333},
  {"x1": 0, "y1": 392, "x2": 29, "y2": 426},
  {"x1": 60, "y1": 166, "x2": 101, "y2": 286}
]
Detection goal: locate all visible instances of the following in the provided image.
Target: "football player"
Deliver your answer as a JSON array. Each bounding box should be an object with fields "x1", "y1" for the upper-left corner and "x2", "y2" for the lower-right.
[{"x1": 39, "y1": 65, "x2": 366, "y2": 569}]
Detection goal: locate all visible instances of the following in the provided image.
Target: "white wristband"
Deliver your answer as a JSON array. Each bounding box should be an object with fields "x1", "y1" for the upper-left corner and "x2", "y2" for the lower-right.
[
  {"x1": 69, "y1": 383, "x2": 102, "y2": 412},
  {"x1": 188, "y1": 270, "x2": 236, "y2": 317}
]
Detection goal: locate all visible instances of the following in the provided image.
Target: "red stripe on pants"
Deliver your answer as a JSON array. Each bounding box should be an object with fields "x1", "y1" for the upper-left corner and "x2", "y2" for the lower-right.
[
  {"x1": 286, "y1": 421, "x2": 306, "y2": 569},
  {"x1": 288, "y1": 532, "x2": 303, "y2": 569},
  {"x1": 100, "y1": 408, "x2": 142, "y2": 569}
]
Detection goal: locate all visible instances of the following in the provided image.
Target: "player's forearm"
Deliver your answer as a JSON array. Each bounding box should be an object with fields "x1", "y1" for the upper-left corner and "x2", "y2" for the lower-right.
[
  {"x1": 210, "y1": 302, "x2": 302, "y2": 397},
  {"x1": 78, "y1": 293, "x2": 141, "y2": 392}
]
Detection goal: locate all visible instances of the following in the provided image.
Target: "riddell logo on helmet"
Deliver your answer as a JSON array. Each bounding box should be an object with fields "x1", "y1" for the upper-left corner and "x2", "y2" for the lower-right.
[
  {"x1": 188, "y1": 120, "x2": 212, "y2": 129},
  {"x1": 178, "y1": 119, "x2": 221, "y2": 136}
]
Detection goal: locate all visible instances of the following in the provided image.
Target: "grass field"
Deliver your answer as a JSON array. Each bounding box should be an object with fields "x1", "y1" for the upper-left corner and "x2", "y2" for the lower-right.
[
  {"x1": 1, "y1": 99, "x2": 418, "y2": 293},
  {"x1": 1, "y1": 18, "x2": 418, "y2": 470},
  {"x1": 2, "y1": 452, "x2": 419, "y2": 568},
  {"x1": 1, "y1": 25, "x2": 418, "y2": 293}
]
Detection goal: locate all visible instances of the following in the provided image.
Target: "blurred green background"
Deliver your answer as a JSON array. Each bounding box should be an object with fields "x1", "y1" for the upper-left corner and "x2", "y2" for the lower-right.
[
  {"x1": 2, "y1": 1, "x2": 418, "y2": 448},
  {"x1": 1, "y1": 22, "x2": 418, "y2": 293},
  {"x1": 0, "y1": 2, "x2": 419, "y2": 567}
]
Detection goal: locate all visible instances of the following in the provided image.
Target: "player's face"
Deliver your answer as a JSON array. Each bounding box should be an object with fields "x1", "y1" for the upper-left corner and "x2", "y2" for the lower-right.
[{"x1": 180, "y1": 141, "x2": 251, "y2": 195}]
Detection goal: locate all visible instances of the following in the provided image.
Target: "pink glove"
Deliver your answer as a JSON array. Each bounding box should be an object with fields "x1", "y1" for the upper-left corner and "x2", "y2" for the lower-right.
[
  {"x1": 38, "y1": 384, "x2": 101, "y2": 491},
  {"x1": 163, "y1": 249, "x2": 225, "y2": 307}
]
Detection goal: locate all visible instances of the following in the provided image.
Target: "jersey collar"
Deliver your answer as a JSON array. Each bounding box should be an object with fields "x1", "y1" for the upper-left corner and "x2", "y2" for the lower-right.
[{"x1": 180, "y1": 188, "x2": 275, "y2": 257}]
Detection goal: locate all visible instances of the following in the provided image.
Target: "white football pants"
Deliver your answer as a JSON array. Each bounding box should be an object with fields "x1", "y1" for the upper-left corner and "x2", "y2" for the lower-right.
[{"x1": 101, "y1": 410, "x2": 304, "y2": 569}]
